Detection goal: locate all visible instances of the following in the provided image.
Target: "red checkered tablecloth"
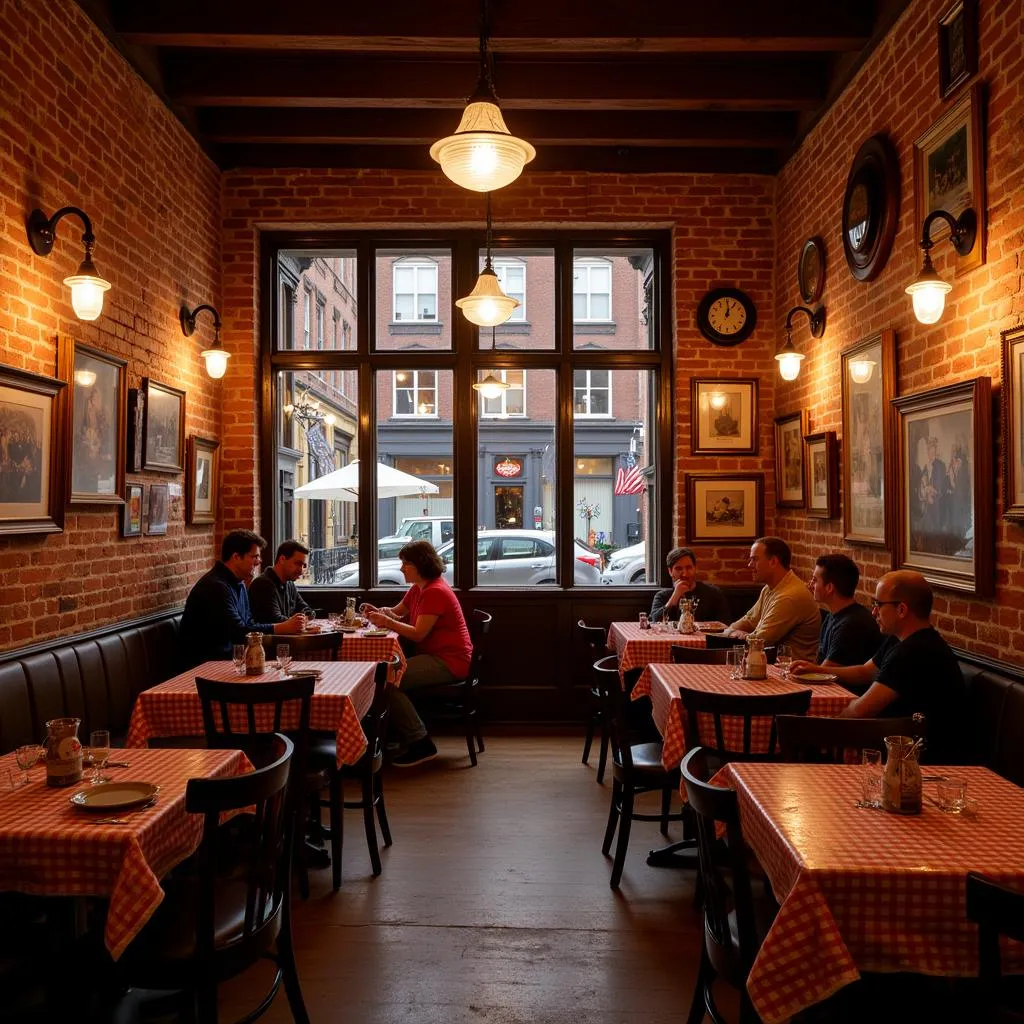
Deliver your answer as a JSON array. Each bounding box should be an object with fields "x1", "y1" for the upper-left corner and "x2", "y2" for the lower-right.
[
  {"x1": 297, "y1": 623, "x2": 407, "y2": 684},
  {"x1": 0, "y1": 747, "x2": 248, "y2": 960},
  {"x1": 712, "y1": 762, "x2": 1024, "y2": 1023},
  {"x1": 607, "y1": 621, "x2": 706, "y2": 689},
  {"x1": 127, "y1": 660, "x2": 381, "y2": 767},
  {"x1": 638, "y1": 663, "x2": 854, "y2": 770}
]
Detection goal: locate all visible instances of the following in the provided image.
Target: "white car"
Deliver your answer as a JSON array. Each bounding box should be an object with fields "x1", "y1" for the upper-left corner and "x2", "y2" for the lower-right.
[
  {"x1": 438, "y1": 530, "x2": 602, "y2": 586},
  {"x1": 600, "y1": 541, "x2": 649, "y2": 585}
]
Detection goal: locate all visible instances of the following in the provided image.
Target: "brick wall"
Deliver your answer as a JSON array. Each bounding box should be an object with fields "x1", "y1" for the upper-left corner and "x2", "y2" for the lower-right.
[
  {"x1": 773, "y1": 0, "x2": 1024, "y2": 659},
  {"x1": 0, "y1": 0, "x2": 222, "y2": 649}
]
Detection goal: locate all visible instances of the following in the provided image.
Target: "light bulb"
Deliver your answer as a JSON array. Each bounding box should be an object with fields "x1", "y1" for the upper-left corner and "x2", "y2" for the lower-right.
[
  {"x1": 456, "y1": 266, "x2": 519, "y2": 327},
  {"x1": 473, "y1": 373, "x2": 509, "y2": 400},
  {"x1": 201, "y1": 347, "x2": 230, "y2": 379},
  {"x1": 849, "y1": 359, "x2": 876, "y2": 384},
  {"x1": 73, "y1": 368, "x2": 96, "y2": 388},
  {"x1": 906, "y1": 277, "x2": 951, "y2": 325},
  {"x1": 776, "y1": 351, "x2": 804, "y2": 381},
  {"x1": 708, "y1": 391, "x2": 727, "y2": 411},
  {"x1": 65, "y1": 272, "x2": 110, "y2": 321},
  {"x1": 324, "y1": 413, "x2": 336, "y2": 426},
  {"x1": 470, "y1": 142, "x2": 499, "y2": 176}
]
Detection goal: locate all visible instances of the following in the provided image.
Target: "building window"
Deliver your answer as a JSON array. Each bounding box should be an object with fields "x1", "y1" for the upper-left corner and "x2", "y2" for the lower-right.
[
  {"x1": 394, "y1": 369, "x2": 438, "y2": 417},
  {"x1": 480, "y1": 370, "x2": 526, "y2": 417},
  {"x1": 316, "y1": 300, "x2": 325, "y2": 350},
  {"x1": 574, "y1": 369, "x2": 612, "y2": 416},
  {"x1": 493, "y1": 259, "x2": 526, "y2": 321},
  {"x1": 573, "y1": 258, "x2": 612, "y2": 321},
  {"x1": 303, "y1": 290, "x2": 311, "y2": 348},
  {"x1": 393, "y1": 260, "x2": 438, "y2": 322}
]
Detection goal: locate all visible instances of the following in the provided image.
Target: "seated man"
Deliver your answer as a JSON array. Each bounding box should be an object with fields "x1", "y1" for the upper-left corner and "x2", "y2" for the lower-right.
[
  {"x1": 179, "y1": 528, "x2": 305, "y2": 667},
  {"x1": 792, "y1": 570, "x2": 969, "y2": 763},
  {"x1": 723, "y1": 536, "x2": 820, "y2": 661},
  {"x1": 808, "y1": 553, "x2": 881, "y2": 667},
  {"x1": 249, "y1": 539, "x2": 314, "y2": 623},
  {"x1": 650, "y1": 546, "x2": 730, "y2": 625}
]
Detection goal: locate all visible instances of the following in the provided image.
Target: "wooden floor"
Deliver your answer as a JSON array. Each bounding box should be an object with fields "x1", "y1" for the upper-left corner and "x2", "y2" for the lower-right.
[{"x1": 221, "y1": 734, "x2": 716, "y2": 1024}]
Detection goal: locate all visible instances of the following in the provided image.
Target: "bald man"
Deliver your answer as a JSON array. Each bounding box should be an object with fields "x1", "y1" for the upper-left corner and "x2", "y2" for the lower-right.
[{"x1": 792, "y1": 570, "x2": 968, "y2": 763}]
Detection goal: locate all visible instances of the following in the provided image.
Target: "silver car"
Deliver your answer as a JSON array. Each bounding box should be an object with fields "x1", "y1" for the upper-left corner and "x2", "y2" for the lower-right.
[
  {"x1": 438, "y1": 530, "x2": 602, "y2": 586},
  {"x1": 601, "y1": 541, "x2": 649, "y2": 585}
]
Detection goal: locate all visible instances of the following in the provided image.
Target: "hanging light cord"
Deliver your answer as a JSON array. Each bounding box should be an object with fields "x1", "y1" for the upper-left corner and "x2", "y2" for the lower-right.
[
  {"x1": 484, "y1": 191, "x2": 494, "y2": 272},
  {"x1": 479, "y1": 0, "x2": 493, "y2": 94}
]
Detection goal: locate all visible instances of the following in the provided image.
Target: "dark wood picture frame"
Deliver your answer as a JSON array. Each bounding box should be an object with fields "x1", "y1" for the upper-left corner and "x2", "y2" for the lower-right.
[
  {"x1": 938, "y1": 0, "x2": 978, "y2": 100},
  {"x1": 892, "y1": 377, "x2": 993, "y2": 598},
  {"x1": 841, "y1": 133, "x2": 900, "y2": 283},
  {"x1": 186, "y1": 435, "x2": 220, "y2": 525},
  {"x1": 841, "y1": 329, "x2": 897, "y2": 555},
  {"x1": 145, "y1": 481, "x2": 169, "y2": 536},
  {"x1": 805, "y1": 430, "x2": 839, "y2": 519},
  {"x1": 774, "y1": 409, "x2": 809, "y2": 508},
  {"x1": 685, "y1": 473, "x2": 764, "y2": 545},
  {"x1": 126, "y1": 387, "x2": 145, "y2": 473},
  {"x1": 797, "y1": 237, "x2": 825, "y2": 304},
  {"x1": 57, "y1": 336, "x2": 126, "y2": 505},
  {"x1": 1000, "y1": 325, "x2": 1024, "y2": 523},
  {"x1": 141, "y1": 378, "x2": 185, "y2": 473},
  {"x1": 122, "y1": 482, "x2": 143, "y2": 538},
  {"x1": 690, "y1": 377, "x2": 759, "y2": 456}
]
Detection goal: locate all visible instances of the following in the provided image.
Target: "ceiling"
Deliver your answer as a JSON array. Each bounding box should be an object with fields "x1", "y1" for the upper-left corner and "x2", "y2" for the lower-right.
[{"x1": 77, "y1": 0, "x2": 912, "y2": 176}]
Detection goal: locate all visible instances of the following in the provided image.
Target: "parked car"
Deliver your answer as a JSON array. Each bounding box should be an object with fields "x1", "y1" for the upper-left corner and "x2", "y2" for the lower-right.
[
  {"x1": 390, "y1": 516, "x2": 454, "y2": 549},
  {"x1": 333, "y1": 538, "x2": 408, "y2": 585},
  {"x1": 600, "y1": 541, "x2": 649, "y2": 585},
  {"x1": 437, "y1": 530, "x2": 602, "y2": 586}
]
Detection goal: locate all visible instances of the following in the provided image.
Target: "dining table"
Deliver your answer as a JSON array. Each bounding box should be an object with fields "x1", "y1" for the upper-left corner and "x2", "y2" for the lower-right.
[
  {"x1": 607, "y1": 621, "x2": 707, "y2": 689},
  {"x1": 712, "y1": 762, "x2": 1024, "y2": 1023},
  {"x1": 127, "y1": 659, "x2": 384, "y2": 767},
  {"x1": 0, "y1": 746, "x2": 250, "y2": 960},
  {"x1": 286, "y1": 620, "x2": 407, "y2": 683}
]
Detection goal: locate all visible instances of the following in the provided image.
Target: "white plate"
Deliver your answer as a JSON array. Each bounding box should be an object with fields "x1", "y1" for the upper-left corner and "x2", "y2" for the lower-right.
[
  {"x1": 790, "y1": 671, "x2": 838, "y2": 684},
  {"x1": 337, "y1": 625, "x2": 360, "y2": 633},
  {"x1": 361, "y1": 629, "x2": 389, "y2": 638},
  {"x1": 70, "y1": 781, "x2": 159, "y2": 811}
]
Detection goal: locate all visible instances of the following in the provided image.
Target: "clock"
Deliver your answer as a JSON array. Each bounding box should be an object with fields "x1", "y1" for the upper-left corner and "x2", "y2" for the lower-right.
[{"x1": 696, "y1": 288, "x2": 757, "y2": 346}]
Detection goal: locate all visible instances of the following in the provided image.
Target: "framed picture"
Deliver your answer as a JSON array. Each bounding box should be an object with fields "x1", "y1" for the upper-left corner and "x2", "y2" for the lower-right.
[
  {"x1": 774, "y1": 410, "x2": 809, "y2": 508},
  {"x1": 892, "y1": 377, "x2": 992, "y2": 597},
  {"x1": 690, "y1": 378, "x2": 759, "y2": 456},
  {"x1": 1000, "y1": 325, "x2": 1024, "y2": 522},
  {"x1": 57, "y1": 337, "x2": 126, "y2": 504},
  {"x1": 685, "y1": 473, "x2": 764, "y2": 545},
  {"x1": 141, "y1": 378, "x2": 185, "y2": 473},
  {"x1": 145, "y1": 482, "x2": 169, "y2": 536},
  {"x1": 0, "y1": 364, "x2": 66, "y2": 535},
  {"x1": 126, "y1": 387, "x2": 145, "y2": 473},
  {"x1": 187, "y1": 435, "x2": 220, "y2": 525},
  {"x1": 805, "y1": 431, "x2": 839, "y2": 519},
  {"x1": 937, "y1": 0, "x2": 978, "y2": 100},
  {"x1": 797, "y1": 237, "x2": 825, "y2": 304},
  {"x1": 122, "y1": 482, "x2": 143, "y2": 538},
  {"x1": 841, "y1": 329, "x2": 896, "y2": 552},
  {"x1": 914, "y1": 82, "x2": 985, "y2": 275}
]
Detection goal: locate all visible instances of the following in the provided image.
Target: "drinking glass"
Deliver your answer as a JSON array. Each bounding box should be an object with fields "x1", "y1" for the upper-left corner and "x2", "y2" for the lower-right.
[
  {"x1": 328, "y1": 611, "x2": 342, "y2": 628},
  {"x1": 936, "y1": 775, "x2": 968, "y2": 813},
  {"x1": 232, "y1": 644, "x2": 247, "y2": 676},
  {"x1": 14, "y1": 744, "x2": 42, "y2": 785},
  {"x1": 775, "y1": 644, "x2": 792, "y2": 679},
  {"x1": 89, "y1": 729, "x2": 111, "y2": 784},
  {"x1": 726, "y1": 647, "x2": 743, "y2": 680},
  {"x1": 277, "y1": 643, "x2": 292, "y2": 674},
  {"x1": 861, "y1": 748, "x2": 883, "y2": 808}
]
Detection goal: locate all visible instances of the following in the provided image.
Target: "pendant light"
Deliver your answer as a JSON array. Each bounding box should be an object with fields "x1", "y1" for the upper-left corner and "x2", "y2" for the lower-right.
[
  {"x1": 473, "y1": 326, "x2": 510, "y2": 400},
  {"x1": 429, "y1": 0, "x2": 535, "y2": 193},
  {"x1": 456, "y1": 192, "x2": 519, "y2": 327}
]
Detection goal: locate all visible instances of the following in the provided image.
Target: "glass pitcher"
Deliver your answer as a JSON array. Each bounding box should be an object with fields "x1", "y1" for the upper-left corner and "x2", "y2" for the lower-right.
[
  {"x1": 345, "y1": 596, "x2": 357, "y2": 625},
  {"x1": 245, "y1": 631, "x2": 267, "y2": 676},
  {"x1": 882, "y1": 735, "x2": 923, "y2": 815},
  {"x1": 45, "y1": 717, "x2": 83, "y2": 788},
  {"x1": 743, "y1": 637, "x2": 767, "y2": 680},
  {"x1": 678, "y1": 597, "x2": 697, "y2": 635}
]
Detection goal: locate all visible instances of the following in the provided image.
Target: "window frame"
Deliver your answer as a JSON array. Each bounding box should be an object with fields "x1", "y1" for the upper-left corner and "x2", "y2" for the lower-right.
[
  {"x1": 573, "y1": 368, "x2": 613, "y2": 418},
  {"x1": 573, "y1": 257, "x2": 613, "y2": 323},
  {"x1": 392, "y1": 368, "x2": 439, "y2": 419},
  {"x1": 480, "y1": 368, "x2": 526, "y2": 418},
  {"x1": 392, "y1": 257, "x2": 439, "y2": 323}
]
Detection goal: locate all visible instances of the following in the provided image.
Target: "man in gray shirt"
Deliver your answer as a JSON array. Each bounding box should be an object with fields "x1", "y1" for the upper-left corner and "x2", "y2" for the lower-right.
[{"x1": 249, "y1": 539, "x2": 315, "y2": 623}]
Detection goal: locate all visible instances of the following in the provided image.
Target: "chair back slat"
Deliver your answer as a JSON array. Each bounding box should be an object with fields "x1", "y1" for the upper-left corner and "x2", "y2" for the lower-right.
[
  {"x1": 263, "y1": 631, "x2": 342, "y2": 661},
  {"x1": 778, "y1": 713, "x2": 927, "y2": 764},
  {"x1": 670, "y1": 646, "x2": 729, "y2": 665},
  {"x1": 593, "y1": 655, "x2": 631, "y2": 772},
  {"x1": 578, "y1": 619, "x2": 609, "y2": 657}
]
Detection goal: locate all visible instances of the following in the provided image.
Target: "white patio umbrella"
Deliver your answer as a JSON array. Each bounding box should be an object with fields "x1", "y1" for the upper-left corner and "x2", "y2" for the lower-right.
[{"x1": 293, "y1": 460, "x2": 439, "y2": 502}]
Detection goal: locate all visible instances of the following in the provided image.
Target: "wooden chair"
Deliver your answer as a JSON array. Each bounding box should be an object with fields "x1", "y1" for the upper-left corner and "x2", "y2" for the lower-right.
[
  {"x1": 117, "y1": 734, "x2": 309, "y2": 1024},
  {"x1": 681, "y1": 746, "x2": 771, "y2": 1024},
  {"x1": 778, "y1": 713, "x2": 927, "y2": 764},
  {"x1": 593, "y1": 655, "x2": 686, "y2": 889},
  {"x1": 703, "y1": 633, "x2": 746, "y2": 650},
  {"x1": 578, "y1": 619, "x2": 611, "y2": 782},
  {"x1": 967, "y1": 871, "x2": 1024, "y2": 1022},
  {"x1": 670, "y1": 645, "x2": 729, "y2": 665},
  {"x1": 263, "y1": 631, "x2": 342, "y2": 661}
]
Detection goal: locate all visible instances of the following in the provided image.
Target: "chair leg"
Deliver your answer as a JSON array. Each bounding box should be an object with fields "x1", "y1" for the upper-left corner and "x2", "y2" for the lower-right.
[
  {"x1": 361, "y1": 770, "x2": 382, "y2": 876},
  {"x1": 596, "y1": 721, "x2": 610, "y2": 785},
  {"x1": 329, "y1": 772, "x2": 343, "y2": 890},
  {"x1": 278, "y1": 879, "x2": 311, "y2": 1024},
  {"x1": 602, "y1": 778, "x2": 621, "y2": 855},
  {"x1": 609, "y1": 786, "x2": 634, "y2": 889},
  {"x1": 465, "y1": 707, "x2": 478, "y2": 767},
  {"x1": 660, "y1": 784, "x2": 672, "y2": 837},
  {"x1": 686, "y1": 944, "x2": 714, "y2": 1024},
  {"x1": 374, "y1": 771, "x2": 393, "y2": 847},
  {"x1": 294, "y1": 815, "x2": 310, "y2": 901},
  {"x1": 475, "y1": 725, "x2": 485, "y2": 753},
  {"x1": 582, "y1": 712, "x2": 595, "y2": 765}
]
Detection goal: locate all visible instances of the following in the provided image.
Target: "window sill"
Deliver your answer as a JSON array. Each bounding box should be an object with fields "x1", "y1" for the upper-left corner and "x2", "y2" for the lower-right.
[
  {"x1": 389, "y1": 321, "x2": 443, "y2": 335},
  {"x1": 573, "y1": 321, "x2": 617, "y2": 335}
]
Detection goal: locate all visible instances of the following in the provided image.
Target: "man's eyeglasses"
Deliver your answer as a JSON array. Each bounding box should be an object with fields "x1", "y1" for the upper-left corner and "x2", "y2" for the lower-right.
[{"x1": 870, "y1": 599, "x2": 902, "y2": 609}]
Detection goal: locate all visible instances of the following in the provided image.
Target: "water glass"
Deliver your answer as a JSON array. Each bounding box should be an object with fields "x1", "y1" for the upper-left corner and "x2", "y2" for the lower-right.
[
  {"x1": 776, "y1": 643, "x2": 792, "y2": 679},
  {"x1": 89, "y1": 729, "x2": 111, "y2": 784},
  {"x1": 277, "y1": 643, "x2": 292, "y2": 673},
  {"x1": 328, "y1": 611, "x2": 342, "y2": 628},
  {"x1": 936, "y1": 775, "x2": 968, "y2": 813},
  {"x1": 14, "y1": 744, "x2": 42, "y2": 785},
  {"x1": 861, "y1": 748, "x2": 883, "y2": 808},
  {"x1": 232, "y1": 644, "x2": 247, "y2": 675},
  {"x1": 726, "y1": 647, "x2": 743, "y2": 680}
]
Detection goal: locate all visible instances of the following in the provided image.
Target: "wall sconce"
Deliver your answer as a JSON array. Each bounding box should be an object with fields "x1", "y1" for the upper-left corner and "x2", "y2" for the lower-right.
[
  {"x1": 776, "y1": 304, "x2": 826, "y2": 381},
  {"x1": 180, "y1": 303, "x2": 230, "y2": 379},
  {"x1": 848, "y1": 358, "x2": 876, "y2": 384},
  {"x1": 456, "y1": 193, "x2": 519, "y2": 327},
  {"x1": 26, "y1": 206, "x2": 111, "y2": 321},
  {"x1": 905, "y1": 207, "x2": 977, "y2": 324}
]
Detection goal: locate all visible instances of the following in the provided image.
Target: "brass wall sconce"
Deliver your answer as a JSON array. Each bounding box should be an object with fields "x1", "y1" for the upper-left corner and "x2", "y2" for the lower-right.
[
  {"x1": 776, "y1": 304, "x2": 826, "y2": 381},
  {"x1": 180, "y1": 303, "x2": 229, "y2": 379},
  {"x1": 26, "y1": 206, "x2": 111, "y2": 321},
  {"x1": 905, "y1": 207, "x2": 977, "y2": 324}
]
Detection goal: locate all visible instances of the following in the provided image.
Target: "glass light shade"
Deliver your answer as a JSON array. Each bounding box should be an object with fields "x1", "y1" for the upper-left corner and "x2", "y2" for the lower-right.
[
  {"x1": 201, "y1": 346, "x2": 230, "y2": 379},
  {"x1": 849, "y1": 359, "x2": 876, "y2": 384},
  {"x1": 906, "y1": 275, "x2": 952, "y2": 325},
  {"x1": 473, "y1": 373, "x2": 510, "y2": 400},
  {"x1": 776, "y1": 350, "x2": 805, "y2": 381},
  {"x1": 708, "y1": 391, "x2": 728, "y2": 411},
  {"x1": 64, "y1": 266, "x2": 111, "y2": 321},
  {"x1": 73, "y1": 368, "x2": 97, "y2": 388},
  {"x1": 456, "y1": 267, "x2": 520, "y2": 326},
  {"x1": 429, "y1": 99, "x2": 536, "y2": 192}
]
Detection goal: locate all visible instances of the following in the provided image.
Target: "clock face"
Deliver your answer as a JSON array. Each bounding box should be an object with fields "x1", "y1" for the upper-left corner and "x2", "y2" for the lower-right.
[
  {"x1": 708, "y1": 297, "x2": 747, "y2": 335},
  {"x1": 696, "y1": 288, "x2": 757, "y2": 346}
]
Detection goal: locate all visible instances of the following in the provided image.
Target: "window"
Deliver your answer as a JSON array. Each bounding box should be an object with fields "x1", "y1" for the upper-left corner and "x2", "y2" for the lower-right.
[
  {"x1": 393, "y1": 259, "x2": 438, "y2": 322},
  {"x1": 493, "y1": 259, "x2": 526, "y2": 321},
  {"x1": 316, "y1": 300, "x2": 325, "y2": 350},
  {"x1": 574, "y1": 369, "x2": 612, "y2": 416},
  {"x1": 393, "y1": 369, "x2": 438, "y2": 417},
  {"x1": 480, "y1": 370, "x2": 525, "y2": 417},
  {"x1": 573, "y1": 258, "x2": 612, "y2": 321}
]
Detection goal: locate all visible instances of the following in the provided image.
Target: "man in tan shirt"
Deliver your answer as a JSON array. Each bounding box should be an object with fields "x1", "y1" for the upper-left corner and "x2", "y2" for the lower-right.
[{"x1": 723, "y1": 536, "x2": 821, "y2": 660}]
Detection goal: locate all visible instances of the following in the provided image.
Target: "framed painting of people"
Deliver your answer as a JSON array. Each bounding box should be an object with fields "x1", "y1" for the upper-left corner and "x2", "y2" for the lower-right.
[
  {"x1": 691, "y1": 378, "x2": 758, "y2": 456},
  {"x1": 141, "y1": 378, "x2": 185, "y2": 473},
  {"x1": 187, "y1": 435, "x2": 219, "y2": 525},
  {"x1": 841, "y1": 330, "x2": 896, "y2": 554},
  {"x1": 893, "y1": 377, "x2": 992, "y2": 597},
  {"x1": 805, "y1": 431, "x2": 839, "y2": 520},
  {"x1": 937, "y1": 0, "x2": 978, "y2": 100},
  {"x1": 685, "y1": 473, "x2": 764, "y2": 545},
  {"x1": 145, "y1": 481, "x2": 169, "y2": 536},
  {"x1": 0, "y1": 364, "x2": 66, "y2": 536},
  {"x1": 1000, "y1": 325, "x2": 1024, "y2": 522},
  {"x1": 122, "y1": 482, "x2": 143, "y2": 538},
  {"x1": 126, "y1": 387, "x2": 145, "y2": 473},
  {"x1": 58, "y1": 337, "x2": 126, "y2": 504},
  {"x1": 774, "y1": 410, "x2": 808, "y2": 508}
]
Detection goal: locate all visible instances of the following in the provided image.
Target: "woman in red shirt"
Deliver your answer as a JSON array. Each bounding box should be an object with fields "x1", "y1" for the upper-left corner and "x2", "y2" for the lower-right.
[{"x1": 363, "y1": 540, "x2": 472, "y2": 766}]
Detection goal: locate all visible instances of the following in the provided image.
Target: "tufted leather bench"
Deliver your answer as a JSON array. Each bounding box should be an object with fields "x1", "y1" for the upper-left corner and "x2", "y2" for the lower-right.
[
  {"x1": 0, "y1": 610, "x2": 183, "y2": 753},
  {"x1": 958, "y1": 648, "x2": 1024, "y2": 786}
]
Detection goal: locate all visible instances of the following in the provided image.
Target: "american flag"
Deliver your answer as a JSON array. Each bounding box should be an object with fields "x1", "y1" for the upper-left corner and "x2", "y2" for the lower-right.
[{"x1": 614, "y1": 464, "x2": 646, "y2": 495}]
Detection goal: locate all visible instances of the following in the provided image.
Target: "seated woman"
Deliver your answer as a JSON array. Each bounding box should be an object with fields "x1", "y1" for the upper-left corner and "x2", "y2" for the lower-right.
[{"x1": 363, "y1": 540, "x2": 473, "y2": 767}]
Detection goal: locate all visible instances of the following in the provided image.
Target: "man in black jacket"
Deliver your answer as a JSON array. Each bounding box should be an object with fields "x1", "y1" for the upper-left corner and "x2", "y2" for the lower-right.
[
  {"x1": 249, "y1": 539, "x2": 315, "y2": 623},
  {"x1": 650, "y1": 547, "x2": 731, "y2": 625}
]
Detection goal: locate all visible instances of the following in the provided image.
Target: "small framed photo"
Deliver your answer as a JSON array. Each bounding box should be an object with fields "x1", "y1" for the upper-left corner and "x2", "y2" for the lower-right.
[
  {"x1": 914, "y1": 82, "x2": 985, "y2": 275},
  {"x1": 126, "y1": 387, "x2": 145, "y2": 473},
  {"x1": 141, "y1": 378, "x2": 185, "y2": 473},
  {"x1": 937, "y1": 0, "x2": 977, "y2": 100},
  {"x1": 892, "y1": 377, "x2": 993, "y2": 597},
  {"x1": 1000, "y1": 325, "x2": 1024, "y2": 522},
  {"x1": 145, "y1": 482, "x2": 169, "y2": 536},
  {"x1": 187, "y1": 435, "x2": 220, "y2": 525},
  {"x1": 805, "y1": 431, "x2": 839, "y2": 520},
  {"x1": 774, "y1": 410, "x2": 809, "y2": 508},
  {"x1": 685, "y1": 473, "x2": 764, "y2": 545},
  {"x1": 122, "y1": 482, "x2": 143, "y2": 537},
  {"x1": 690, "y1": 378, "x2": 759, "y2": 456}
]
